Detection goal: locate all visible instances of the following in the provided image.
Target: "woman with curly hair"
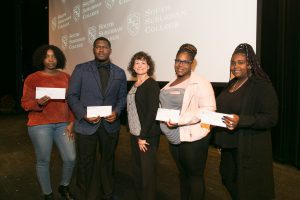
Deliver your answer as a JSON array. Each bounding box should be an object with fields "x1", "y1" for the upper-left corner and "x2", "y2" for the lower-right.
[
  {"x1": 21, "y1": 45, "x2": 76, "y2": 200},
  {"x1": 127, "y1": 51, "x2": 160, "y2": 200}
]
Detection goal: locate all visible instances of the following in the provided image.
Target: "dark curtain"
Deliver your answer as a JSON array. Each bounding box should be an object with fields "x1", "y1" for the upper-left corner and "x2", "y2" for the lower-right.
[{"x1": 261, "y1": 0, "x2": 300, "y2": 168}]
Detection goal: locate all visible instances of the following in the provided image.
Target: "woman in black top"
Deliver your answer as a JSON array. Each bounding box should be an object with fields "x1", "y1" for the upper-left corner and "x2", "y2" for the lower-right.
[
  {"x1": 214, "y1": 43, "x2": 278, "y2": 200},
  {"x1": 127, "y1": 51, "x2": 160, "y2": 200}
]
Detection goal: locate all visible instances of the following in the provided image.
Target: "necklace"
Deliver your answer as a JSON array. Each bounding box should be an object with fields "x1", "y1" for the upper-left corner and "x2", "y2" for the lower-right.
[
  {"x1": 135, "y1": 75, "x2": 149, "y2": 87},
  {"x1": 230, "y1": 77, "x2": 248, "y2": 92}
]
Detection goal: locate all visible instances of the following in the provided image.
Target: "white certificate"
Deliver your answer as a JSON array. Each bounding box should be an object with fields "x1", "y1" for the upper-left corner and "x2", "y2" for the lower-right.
[
  {"x1": 156, "y1": 108, "x2": 180, "y2": 123},
  {"x1": 199, "y1": 111, "x2": 233, "y2": 127},
  {"x1": 35, "y1": 87, "x2": 66, "y2": 99},
  {"x1": 87, "y1": 106, "x2": 112, "y2": 118}
]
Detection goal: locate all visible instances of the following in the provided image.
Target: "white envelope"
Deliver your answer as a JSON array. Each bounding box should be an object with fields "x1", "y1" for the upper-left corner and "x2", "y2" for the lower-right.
[
  {"x1": 199, "y1": 110, "x2": 233, "y2": 127},
  {"x1": 35, "y1": 87, "x2": 66, "y2": 99},
  {"x1": 87, "y1": 106, "x2": 112, "y2": 118},
  {"x1": 156, "y1": 108, "x2": 180, "y2": 123}
]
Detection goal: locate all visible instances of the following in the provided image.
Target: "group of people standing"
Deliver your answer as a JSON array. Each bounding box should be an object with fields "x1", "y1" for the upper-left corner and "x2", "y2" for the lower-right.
[{"x1": 21, "y1": 36, "x2": 278, "y2": 200}]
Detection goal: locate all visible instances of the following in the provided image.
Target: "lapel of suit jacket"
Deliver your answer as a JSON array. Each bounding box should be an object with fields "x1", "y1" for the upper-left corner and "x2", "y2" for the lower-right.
[{"x1": 90, "y1": 61, "x2": 103, "y2": 96}]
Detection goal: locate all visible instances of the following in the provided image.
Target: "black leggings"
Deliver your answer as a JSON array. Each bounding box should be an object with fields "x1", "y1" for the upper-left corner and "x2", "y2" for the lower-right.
[
  {"x1": 169, "y1": 134, "x2": 210, "y2": 200},
  {"x1": 220, "y1": 148, "x2": 238, "y2": 200}
]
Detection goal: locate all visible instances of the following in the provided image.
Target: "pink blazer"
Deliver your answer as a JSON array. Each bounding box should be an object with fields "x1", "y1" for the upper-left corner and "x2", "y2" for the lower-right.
[{"x1": 164, "y1": 73, "x2": 216, "y2": 142}]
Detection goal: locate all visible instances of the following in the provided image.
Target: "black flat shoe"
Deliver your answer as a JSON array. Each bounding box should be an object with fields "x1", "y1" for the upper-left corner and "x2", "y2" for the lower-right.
[
  {"x1": 58, "y1": 185, "x2": 76, "y2": 200},
  {"x1": 44, "y1": 193, "x2": 54, "y2": 200}
]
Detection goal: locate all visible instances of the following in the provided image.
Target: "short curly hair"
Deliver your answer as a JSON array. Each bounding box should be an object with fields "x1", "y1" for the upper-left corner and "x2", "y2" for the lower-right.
[
  {"x1": 127, "y1": 51, "x2": 155, "y2": 77},
  {"x1": 32, "y1": 44, "x2": 66, "y2": 70},
  {"x1": 93, "y1": 37, "x2": 111, "y2": 48}
]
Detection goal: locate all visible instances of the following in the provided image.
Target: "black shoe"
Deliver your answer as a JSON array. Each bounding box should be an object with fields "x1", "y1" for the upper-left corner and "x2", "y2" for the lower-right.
[
  {"x1": 44, "y1": 193, "x2": 54, "y2": 200},
  {"x1": 58, "y1": 185, "x2": 76, "y2": 200}
]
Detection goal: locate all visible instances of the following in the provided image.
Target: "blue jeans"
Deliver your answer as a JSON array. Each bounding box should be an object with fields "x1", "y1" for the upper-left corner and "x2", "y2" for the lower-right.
[{"x1": 28, "y1": 122, "x2": 76, "y2": 195}]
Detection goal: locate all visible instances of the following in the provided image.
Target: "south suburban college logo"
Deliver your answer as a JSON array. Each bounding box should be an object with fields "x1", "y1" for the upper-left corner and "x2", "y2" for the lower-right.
[
  {"x1": 127, "y1": 13, "x2": 140, "y2": 37},
  {"x1": 51, "y1": 17, "x2": 57, "y2": 31},
  {"x1": 105, "y1": 0, "x2": 115, "y2": 9},
  {"x1": 73, "y1": 5, "x2": 81, "y2": 22},
  {"x1": 88, "y1": 26, "x2": 97, "y2": 44},
  {"x1": 61, "y1": 35, "x2": 68, "y2": 50}
]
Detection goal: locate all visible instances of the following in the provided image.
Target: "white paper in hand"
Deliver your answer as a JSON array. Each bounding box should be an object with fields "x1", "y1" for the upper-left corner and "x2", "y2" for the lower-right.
[
  {"x1": 199, "y1": 110, "x2": 233, "y2": 127},
  {"x1": 35, "y1": 87, "x2": 66, "y2": 99},
  {"x1": 156, "y1": 108, "x2": 180, "y2": 123},
  {"x1": 87, "y1": 106, "x2": 112, "y2": 118}
]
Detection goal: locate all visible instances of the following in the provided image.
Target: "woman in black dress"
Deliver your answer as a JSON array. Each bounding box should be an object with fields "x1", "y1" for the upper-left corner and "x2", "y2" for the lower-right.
[{"x1": 214, "y1": 43, "x2": 278, "y2": 200}]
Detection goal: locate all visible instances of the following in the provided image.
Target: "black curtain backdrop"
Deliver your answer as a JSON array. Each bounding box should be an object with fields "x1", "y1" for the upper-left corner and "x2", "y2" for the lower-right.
[
  {"x1": 9, "y1": 0, "x2": 300, "y2": 168},
  {"x1": 260, "y1": 0, "x2": 300, "y2": 168}
]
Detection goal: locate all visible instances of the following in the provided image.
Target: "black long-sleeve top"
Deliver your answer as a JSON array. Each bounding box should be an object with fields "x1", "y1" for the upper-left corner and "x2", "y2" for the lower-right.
[
  {"x1": 134, "y1": 77, "x2": 161, "y2": 140},
  {"x1": 214, "y1": 75, "x2": 278, "y2": 199}
]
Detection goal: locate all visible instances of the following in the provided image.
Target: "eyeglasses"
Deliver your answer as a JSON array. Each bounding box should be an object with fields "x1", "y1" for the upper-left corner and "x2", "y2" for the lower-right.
[{"x1": 174, "y1": 59, "x2": 192, "y2": 65}]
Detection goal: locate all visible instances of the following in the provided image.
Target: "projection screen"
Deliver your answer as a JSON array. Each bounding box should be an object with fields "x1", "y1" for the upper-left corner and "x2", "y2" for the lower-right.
[{"x1": 49, "y1": 0, "x2": 257, "y2": 82}]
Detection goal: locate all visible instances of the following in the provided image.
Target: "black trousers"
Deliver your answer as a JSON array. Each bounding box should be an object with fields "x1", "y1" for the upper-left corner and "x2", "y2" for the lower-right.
[
  {"x1": 130, "y1": 135, "x2": 159, "y2": 200},
  {"x1": 76, "y1": 125, "x2": 119, "y2": 200},
  {"x1": 219, "y1": 148, "x2": 238, "y2": 200},
  {"x1": 169, "y1": 134, "x2": 210, "y2": 200}
]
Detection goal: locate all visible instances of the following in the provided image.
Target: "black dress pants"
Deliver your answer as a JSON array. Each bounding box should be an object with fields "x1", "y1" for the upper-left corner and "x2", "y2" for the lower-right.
[
  {"x1": 130, "y1": 135, "x2": 159, "y2": 200},
  {"x1": 169, "y1": 134, "x2": 210, "y2": 200},
  {"x1": 76, "y1": 125, "x2": 119, "y2": 200}
]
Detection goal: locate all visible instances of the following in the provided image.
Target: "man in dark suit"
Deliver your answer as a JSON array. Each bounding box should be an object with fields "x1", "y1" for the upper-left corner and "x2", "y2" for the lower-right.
[{"x1": 67, "y1": 37, "x2": 127, "y2": 200}]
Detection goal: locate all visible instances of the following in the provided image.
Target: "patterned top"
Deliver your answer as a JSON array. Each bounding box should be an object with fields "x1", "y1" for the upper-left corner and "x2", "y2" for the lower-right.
[{"x1": 127, "y1": 86, "x2": 141, "y2": 136}]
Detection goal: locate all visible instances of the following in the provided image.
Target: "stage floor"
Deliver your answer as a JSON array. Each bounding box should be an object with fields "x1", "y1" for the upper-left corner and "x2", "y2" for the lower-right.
[{"x1": 0, "y1": 114, "x2": 299, "y2": 199}]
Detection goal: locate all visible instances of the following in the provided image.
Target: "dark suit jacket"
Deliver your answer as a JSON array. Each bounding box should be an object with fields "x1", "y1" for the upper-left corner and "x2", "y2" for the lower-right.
[{"x1": 67, "y1": 60, "x2": 127, "y2": 135}]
